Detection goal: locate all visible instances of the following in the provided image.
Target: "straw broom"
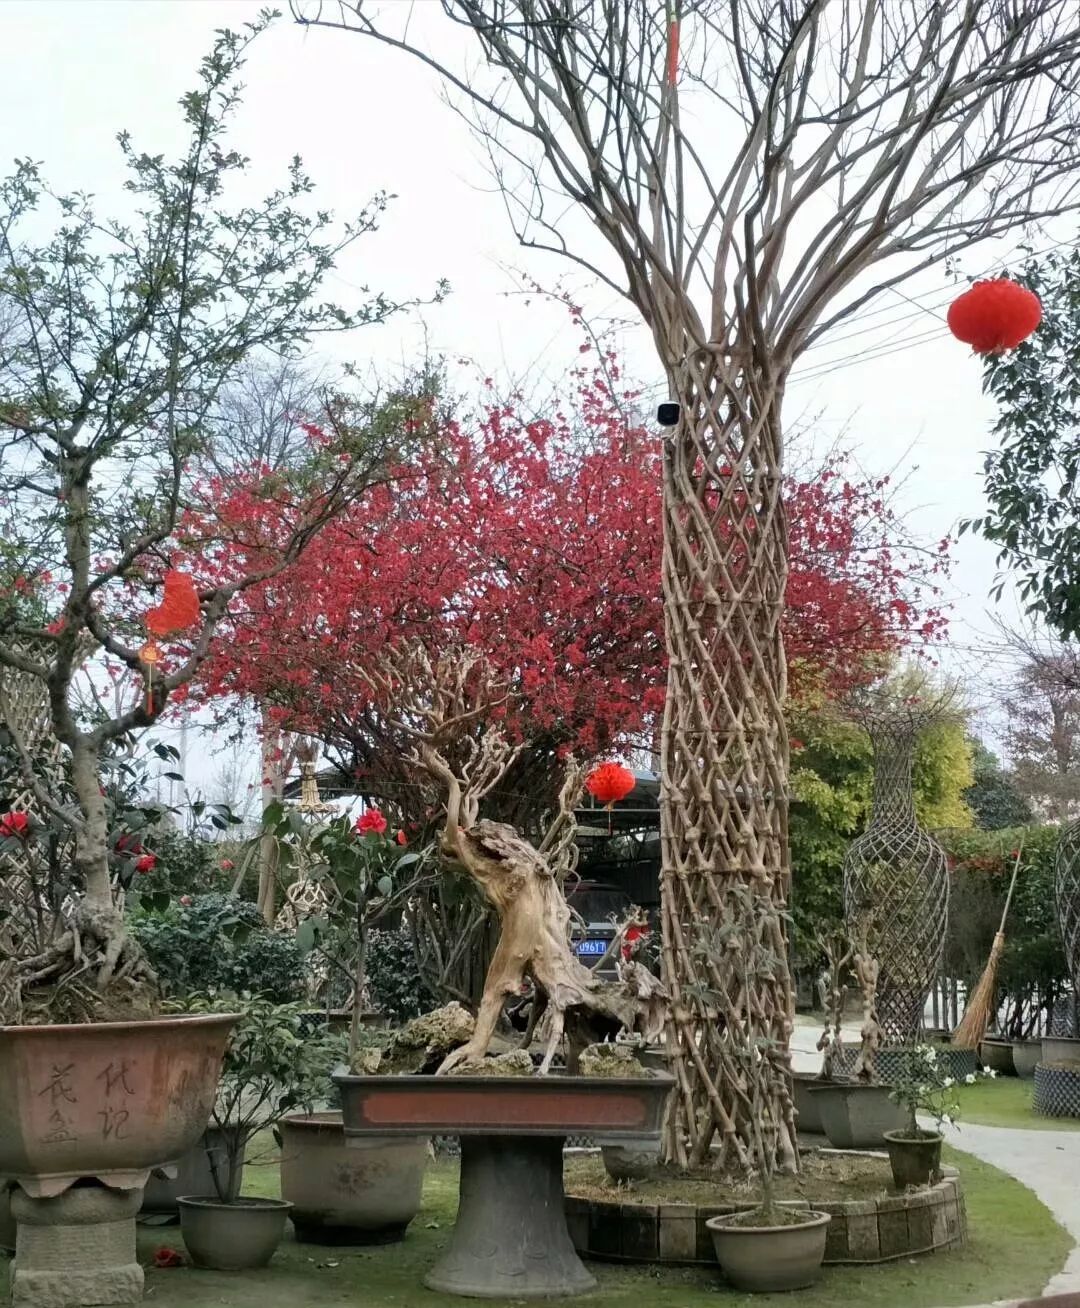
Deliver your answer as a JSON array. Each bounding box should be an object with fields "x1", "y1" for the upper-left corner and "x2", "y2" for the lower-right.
[{"x1": 952, "y1": 841, "x2": 1024, "y2": 1050}]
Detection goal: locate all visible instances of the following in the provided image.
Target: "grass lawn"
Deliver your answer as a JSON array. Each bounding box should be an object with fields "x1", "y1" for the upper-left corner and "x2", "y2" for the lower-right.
[
  {"x1": 954, "y1": 1076, "x2": 1080, "y2": 1131},
  {"x1": 2, "y1": 1142, "x2": 1064, "y2": 1308}
]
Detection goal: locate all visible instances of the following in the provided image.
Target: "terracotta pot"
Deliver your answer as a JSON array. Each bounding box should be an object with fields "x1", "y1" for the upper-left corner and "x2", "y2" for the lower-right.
[
  {"x1": 0, "y1": 1013, "x2": 238, "y2": 1198},
  {"x1": 808, "y1": 1081, "x2": 906, "y2": 1149},
  {"x1": 792, "y1": 1072, "x2": 824, "y2": 1134},
  {"x1": 141, "y1": 1128, "x2": 245, "y2": 1215},
  {"x1": 1041, "y1": 1036, "x2": 1080, "y2": 1066},
  {"x1": 280, "y1": 1112, "x2": 426, "y2": 1245},
  {"x1": 980, "y1": 1037, "x2": 1016, "y2": 1076},
  {"x1": 1012, "y1": 1039, "x2": 1042, "y2": 1080},
  {"x1": 178, "y1": 1195, "x2": 292, "y2": 1270},
  {"x1": 883, "y1": 1129, "x2": 942, "y2": 1188},
  {"x1": 706, "y1": 1210, "x2": 831, "y2": 1292}
]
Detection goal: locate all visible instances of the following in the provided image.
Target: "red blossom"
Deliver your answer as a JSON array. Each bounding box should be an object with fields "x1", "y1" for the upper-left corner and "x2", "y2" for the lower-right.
[
  {"x1": 179, "y1": 895, "x2": 193, "y2": 907},
  {"x1": 134, "y1": 854, "x2": 157, "y2": 874},
  {"x1": 396, "y1": 830, "x2": 408, "y2": 846},
  {"x1": 152, "y1": 1247, "x2": 184, "y2": 1269},
  {"x1": 0, "y1": 811, "x2": 30, "y2": 839},
  {"x1": 220, "y1": 858, "x2": 235, "y2": 871},
  {"x1": 356, "y1": 809, "x2": 388, "y2": 836}
]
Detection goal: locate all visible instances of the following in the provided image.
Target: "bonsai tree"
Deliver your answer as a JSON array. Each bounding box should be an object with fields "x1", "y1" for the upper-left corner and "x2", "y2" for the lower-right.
[
  {"x1": 0, "y1": 15, "x2": 421, "y2": 1008},
  {"x1": 365, "y1": 642, "x2": 667, "y2": 1075}
]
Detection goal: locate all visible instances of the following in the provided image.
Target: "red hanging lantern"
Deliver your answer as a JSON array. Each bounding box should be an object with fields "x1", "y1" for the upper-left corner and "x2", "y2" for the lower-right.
[
  {"x1": 585, "y1": 762, "x2": 636, "y2": 807},
  {"x1": 145, "y1": 569, "x2": 201, "y2": 636},
  {"x1": 947, "y1": 278, "x2": 1042, "y2": 355}
]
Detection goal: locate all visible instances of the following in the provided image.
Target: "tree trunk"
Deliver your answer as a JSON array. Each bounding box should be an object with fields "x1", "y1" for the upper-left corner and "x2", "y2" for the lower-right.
[
  {"x1": 257, "y1": 718, "x2": 285, "y2": 923},
  {"x1": 658, "y1": 350, "x2": 796, "y2": 1172}
]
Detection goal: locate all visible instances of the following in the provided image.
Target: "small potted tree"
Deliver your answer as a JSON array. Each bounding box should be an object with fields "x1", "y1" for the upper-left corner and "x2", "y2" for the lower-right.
[
  {"x1": 702, "y1": 886, "x2": 832, "y2": 1293},
  {"x1": 275, "y1": 805, "x2": 432, "y2": 1244},
  {"x1": 883, "y1": 1044, "x2": 962, "y2": 1188},
  {"x1": 176, "y1": 997, "x2": 345, "y2": 1270},
  {"x1": 808, "y1": 928, "x2": 907, "y2": 1148}
]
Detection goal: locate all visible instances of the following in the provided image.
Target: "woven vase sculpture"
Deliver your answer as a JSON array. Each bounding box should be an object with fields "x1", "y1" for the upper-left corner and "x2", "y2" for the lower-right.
[
  {"x1": 843, "y1": 711, "x2": 950, "y2": 1046},
  {"x1": 1055, "y1": 818, "x2": 1080, "y2": 996}
]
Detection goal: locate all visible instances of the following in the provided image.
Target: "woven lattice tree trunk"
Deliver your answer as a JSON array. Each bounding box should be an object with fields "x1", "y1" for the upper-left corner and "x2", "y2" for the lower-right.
[
  {"x1": 1055, "y1": 819, "x2": 1080, "y2": 995},
  {"x1": 659, "y1": 352, "x2": 796, "y2": 1172},
  {"x1": 843, "y1": 715, "x2": 949, "y2": 1046}
]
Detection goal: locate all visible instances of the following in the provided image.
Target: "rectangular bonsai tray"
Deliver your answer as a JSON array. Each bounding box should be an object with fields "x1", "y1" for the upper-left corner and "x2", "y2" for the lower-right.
[{"x1": 334, "y1": 1073, "x2": 674, "y2": 1139}]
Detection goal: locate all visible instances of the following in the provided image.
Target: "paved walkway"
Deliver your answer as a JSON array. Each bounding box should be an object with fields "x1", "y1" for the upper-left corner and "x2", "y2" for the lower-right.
[{"x1": 790, "y1": 1016, "x2": 1080, "y2": 1303}]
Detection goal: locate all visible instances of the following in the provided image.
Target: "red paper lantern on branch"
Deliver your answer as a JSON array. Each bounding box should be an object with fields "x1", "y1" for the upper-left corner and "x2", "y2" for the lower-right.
[
  {"x1": 946, "y1": 278, "x2": 1042, "y2": 355},
  {"x1": 145, "y1": 569, "x2": 201, "y2": 636},
  {"x1": 585, "y1": 761, "x2": 636, "y2": 807}
]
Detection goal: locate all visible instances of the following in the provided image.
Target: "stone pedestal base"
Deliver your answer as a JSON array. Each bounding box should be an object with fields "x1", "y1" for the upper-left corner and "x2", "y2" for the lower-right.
[
  {"x1": 10, "y1": 1184, "x2": 144, "y2": 1308},
  {"x1": 425, "y1": 1135, "x2": 596, "y2": 1299}
]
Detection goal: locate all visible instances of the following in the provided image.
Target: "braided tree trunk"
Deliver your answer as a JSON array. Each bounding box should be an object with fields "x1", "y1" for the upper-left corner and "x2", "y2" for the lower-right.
[
  {"x1": 843, "y1": 717, "x2": 948, "y2": 1046},
  {"x1": 659, "y1": 351, "x2": 797, "y2": 1173},
  {"x1": 1055, "y1": 819, "x2": 1080, "y2": 996}
]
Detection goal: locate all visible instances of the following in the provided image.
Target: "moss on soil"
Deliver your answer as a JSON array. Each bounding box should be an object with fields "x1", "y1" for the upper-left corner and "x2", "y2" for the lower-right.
[{"x1": 565, "y1": 1148, "x2": 895, "y2": 1205}]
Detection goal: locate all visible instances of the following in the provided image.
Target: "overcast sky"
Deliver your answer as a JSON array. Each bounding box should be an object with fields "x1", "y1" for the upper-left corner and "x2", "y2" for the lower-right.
[{"x1": 3, "y1": 0, "x2": 1065, "y2": 789}]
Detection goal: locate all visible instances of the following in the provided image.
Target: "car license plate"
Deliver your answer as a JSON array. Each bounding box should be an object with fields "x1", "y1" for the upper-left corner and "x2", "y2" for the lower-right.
[{"x1": 575, "y1": 939, "x2": 608, "y2": 957}]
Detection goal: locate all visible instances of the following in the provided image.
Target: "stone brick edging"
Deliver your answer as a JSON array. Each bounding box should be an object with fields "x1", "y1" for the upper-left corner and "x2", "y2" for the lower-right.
[{"x1": 564, "y1": 1174, "x2": 966, "y2": 1266}]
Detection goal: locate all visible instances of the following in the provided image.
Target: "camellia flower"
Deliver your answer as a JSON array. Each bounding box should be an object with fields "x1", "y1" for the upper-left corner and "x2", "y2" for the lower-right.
[
  {"x1": 0, "y1": 811, "x2": 30, "y2": 839},
  {"x1": 152, "y1": 1247, "x2": 184, "y2": 1269},
  {"x1": 134, "y1": 853, "x2": 157, "y2": 874},
  {"x1": 179, "y1": 895, "x2": 193, "y2": 907},
  {"x1": 356, "y1": 809, "x2": 388, "y2": 837},
  {"x1": 396, "y1": 830, "x2": 408, "y2": 847},
  {"x1": 220, "y1": 858, "x2": 235, "y2": 871}
]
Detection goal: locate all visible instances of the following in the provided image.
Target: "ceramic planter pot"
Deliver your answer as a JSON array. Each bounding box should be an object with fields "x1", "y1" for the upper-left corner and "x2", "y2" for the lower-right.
[
  {"x1": 1011, "y1": 1039, "x2": 1042, "y2": 1080},
  {"x1": 980, "y1": 1037, "x2": 1015, "y2": 1077},
  {"x1": 141, "y1": 1128, "x2": 244, "y2": 1216},
  {"x1": 177, "y1": 1195, "x2": 292, "y2": 1270},
  {"x1": 279, "y1": 1112, "x2": 426, "y2": 1245},
  {"x1": 706, "y1": 1211, "x2": 831, "y2": 1292},
  {"x1": 792, "y1": 1072, "x2": 825, "y2": 1134},
  {"x1": 883, "y1": 1129, "x2": 943, "y2": 1188},
  {"x1": 1041, "y1": 1036, "x2": 1080, "y2": 1067},
  {"x1": 808, "y1": 1081, "x2": 906, "y2": 1149},
  {"x1": 0, "y1": 1013, "x2": 238, "y2": 1198}
]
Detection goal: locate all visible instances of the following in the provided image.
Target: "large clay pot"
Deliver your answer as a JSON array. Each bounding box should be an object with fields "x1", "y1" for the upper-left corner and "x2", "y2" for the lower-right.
[
  {"x1": 1012, "y1": 1039, "x2": 1042, "y2": 1080},
  {"x1": 0, "y1": 1013, "x2": 238, "y2": 1198},
  {"x1": 808, "y1": 1082, "x2": 906, "y2": 1149},
  {"x1": 980, "y1": 1037, "x2": 1015, "y2": 1076},
  {"x1": 792, "y1": 1072, "x2": 825, "y2": 1134},
  {"x1": 706, "y1": 1211, "x2": 831, "y2": 1292},
  {"x1": 178, "y1": 1195, "x2": 292, "y2": 1270},
  {"x1": 1041, "y1": 1036, "x2": 1080, "y2": 1066},
  {"x1": 279, "y1": 1112, "x2": 426, "y2": 1245},
  {"x1": 883, "y1": 1128, "x2": 943, "y2": 1188},
  {"x1": 141, "y1": 1128, "x2": 245, "y2": 1215}
]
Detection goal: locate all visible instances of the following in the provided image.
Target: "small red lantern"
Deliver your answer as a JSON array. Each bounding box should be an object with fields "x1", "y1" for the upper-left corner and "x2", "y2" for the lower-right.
[
  {"x1": 146, "y1": 569, "x2": 201, "y2": 636},
  {"x1": 585, "y1": 762, "x2": 636, "y2": 807},
  {"x1": 947, "y1": 278, "x2": 1042, "y2": 355}
]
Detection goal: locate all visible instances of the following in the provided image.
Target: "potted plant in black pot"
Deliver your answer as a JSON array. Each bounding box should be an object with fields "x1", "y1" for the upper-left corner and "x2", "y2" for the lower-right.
[
  {"x1": 703, "y1": 886, "x2": 832, "y2": 1294},
  {"x1": 176, "y1": 996, "x2": 345, "y2": 1270},
  {"x1": 272, "y1": 803, "x2": 433, "y2": 1244},
  {"x1": 883, "y1": 1044, "x2": 961, "y2": 1188}
]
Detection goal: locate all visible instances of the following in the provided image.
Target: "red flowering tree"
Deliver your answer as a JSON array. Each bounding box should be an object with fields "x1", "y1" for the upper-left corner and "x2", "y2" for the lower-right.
[{"x1": 195, "y1": 361, "x2": 947, "y2": 838}]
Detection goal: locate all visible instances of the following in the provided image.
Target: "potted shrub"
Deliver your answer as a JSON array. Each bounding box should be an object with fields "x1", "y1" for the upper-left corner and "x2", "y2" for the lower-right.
[
  {"x1": 272, "y1": 806, "x2": 431, "y2": 1243},
  {"x1": 809, "y1": 934, "x2": 906, "y2": 1148},
  {"x1": 702, "y1": 887, "x2": 831, "y2": 1294},
  {"x1": 177, "y1": 997, "x2": 345, "y2": 1270},
  {"x1": 882, "y1": 1044, "x2": 959, "y2": 1189}
]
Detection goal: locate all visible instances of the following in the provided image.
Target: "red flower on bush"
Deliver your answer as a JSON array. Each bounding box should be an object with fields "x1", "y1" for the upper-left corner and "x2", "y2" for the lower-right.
[
  {"x1": 0, "y1": 811, "x2": 29, "y2": 839},
  {"x1": 134, "y1": 853, "x2": 157, "y2": 874},
  {"x1": 220, "y1": 858, "x2": 234, "y2": 871},
  {"x1": 152, "y1": 1246, "x2": 184, "y2": 1268},
  {"x1": 179, "y1": 895, "x2": 193, "y2": 907},
  {"x1": 114, "y1": 833, "x2": 144, "y2": 855},
  {"x1": 396, "y1": 830, "x2": 408, "y2": 846},
  {"x1": 356, "y1": 809, "x2": 388, "y2": 836}
]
